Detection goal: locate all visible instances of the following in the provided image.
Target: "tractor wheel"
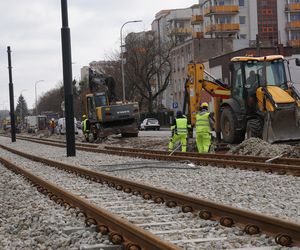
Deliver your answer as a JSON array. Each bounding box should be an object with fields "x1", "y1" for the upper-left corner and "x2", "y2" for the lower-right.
[
  {"x1": 221, "y1": 107, "x2": 245, "y2": 144},
  {"x1": 246, "y1": 118, "x2": 263, "y2": 139}
]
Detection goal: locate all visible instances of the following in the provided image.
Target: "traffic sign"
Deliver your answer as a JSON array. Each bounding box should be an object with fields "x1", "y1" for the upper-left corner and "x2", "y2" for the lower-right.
[{"x1": 172, "y1": 102, "x2": 178, "y2": 109}]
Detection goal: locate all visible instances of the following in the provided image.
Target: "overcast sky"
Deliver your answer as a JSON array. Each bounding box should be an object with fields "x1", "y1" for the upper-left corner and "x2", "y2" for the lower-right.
[{"x1": 0, "y1": 0, "x2": 196, "y2": 110}]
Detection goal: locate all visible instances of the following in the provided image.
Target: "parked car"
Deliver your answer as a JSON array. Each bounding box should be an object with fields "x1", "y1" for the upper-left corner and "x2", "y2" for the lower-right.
[
  {"x1": 139, "y1": 118, "x2": 160, "y2": 131},
  {"x1": 56, "y1": 117, "x2": 78, "y2": 135}
]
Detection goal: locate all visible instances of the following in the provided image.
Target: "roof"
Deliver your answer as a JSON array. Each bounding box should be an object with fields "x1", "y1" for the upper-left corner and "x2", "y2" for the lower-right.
[{"x1": 231, "y1": 55, "x2": 284, "y2": 62}]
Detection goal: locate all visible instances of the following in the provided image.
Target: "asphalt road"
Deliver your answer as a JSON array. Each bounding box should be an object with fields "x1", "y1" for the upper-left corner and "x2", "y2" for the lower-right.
[{"x1": 138, "y1": 128, "x2": 170, "y2": 137}]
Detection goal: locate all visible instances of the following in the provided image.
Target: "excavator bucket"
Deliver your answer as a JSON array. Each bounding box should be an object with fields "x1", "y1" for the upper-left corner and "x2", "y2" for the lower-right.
[{"x1": 263, "y1": 107, "x2": 300, "y2": 143}]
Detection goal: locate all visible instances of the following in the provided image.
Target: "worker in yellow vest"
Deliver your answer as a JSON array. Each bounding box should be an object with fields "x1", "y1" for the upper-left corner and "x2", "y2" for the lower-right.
[
  {"x1": 82, "y1": 114, "x2": 90, "y2": 142},
  {"x1": 168, "y1": 111, "x2": 191, "y2": 152},
  {"x1": 195, "y1": 102, "x2": 214, "y2": 153}
]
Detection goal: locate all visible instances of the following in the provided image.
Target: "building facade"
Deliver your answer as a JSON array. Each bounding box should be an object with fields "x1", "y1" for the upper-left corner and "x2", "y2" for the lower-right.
[
  {"x1": 151, "y1": 0, "x2": 300, "y2": 112},
  {"x1": 199, "y1": 0, "x2": 300, "y2": 47}
]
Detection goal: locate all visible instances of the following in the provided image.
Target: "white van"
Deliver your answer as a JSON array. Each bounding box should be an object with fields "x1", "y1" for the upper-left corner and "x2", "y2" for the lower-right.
[{"x1": 56, "y1": 117, "x2": 78, "y2": 135}]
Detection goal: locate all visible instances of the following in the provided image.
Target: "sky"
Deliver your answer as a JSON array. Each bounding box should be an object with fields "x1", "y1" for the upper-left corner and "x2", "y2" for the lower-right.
[{"x1": 0, "y1": 0, "x2": 197, "y2": 110}]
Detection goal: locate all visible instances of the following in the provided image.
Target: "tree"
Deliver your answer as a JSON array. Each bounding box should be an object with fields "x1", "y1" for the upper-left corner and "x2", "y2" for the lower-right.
[
  {"x1": 38, "y1": 84, "x2": 64, "y2": 116},
  {"x1": 15, "y1": 94, "x2": 28, "y2": 125},
  {"x1": 37, "y1": 80, "x2": 84, "y2": 119},
  {"x1": 124, "y1": 31, "x2": 172, "y2": 113}
]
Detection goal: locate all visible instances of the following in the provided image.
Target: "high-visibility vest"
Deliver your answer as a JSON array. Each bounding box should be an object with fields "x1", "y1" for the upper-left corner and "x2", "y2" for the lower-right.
[
  {"x1": 176, "y1": 118, "x2": 188, "y2": 135},
  {"x1": 83, "y1": 119, "x2": 89, "y2": 133},
  {"x1": 196, "y1": 112, "x2": 210, "y2": 133}
]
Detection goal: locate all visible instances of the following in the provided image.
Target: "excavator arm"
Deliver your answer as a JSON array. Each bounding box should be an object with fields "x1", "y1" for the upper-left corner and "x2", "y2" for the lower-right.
[
  {"x1": 184, "y1": 63, "x2": 230, "y2": 128},
  {"x1": 88, "y1": 68, "x2": 117, "y2": 103}
]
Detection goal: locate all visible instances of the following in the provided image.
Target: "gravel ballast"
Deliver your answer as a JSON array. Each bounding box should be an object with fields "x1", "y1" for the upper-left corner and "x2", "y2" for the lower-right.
[
  {"x1": 0, "y1": 143, "x2": 281, "y2": 249},
  {"x1": 0, "y1": 136, "x2": 299, "y2": 225},
  {"x1": 0, "y1": 164, "x2": 110, "y2": 250}
]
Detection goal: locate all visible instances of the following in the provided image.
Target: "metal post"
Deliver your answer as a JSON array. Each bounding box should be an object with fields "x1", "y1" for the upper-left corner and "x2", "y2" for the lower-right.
[
  {"x1": 157, "y1": 17, "x2": 161, "y2": 108},
  {"x1": 35, "y1": 80, "x2": 44, "y2": 115},
  {"x1": 61, "y1": 0, "x2": 76, "y2": 156},
  {"x1": 7, "y1": 46, "x2": 16, "y2": 142},
  {"x1": 120, "y1": 20, "x2": 142, "y2": 102},
  {"x1": 256, "y1": 34, "x2": 261, "y2": 56}
]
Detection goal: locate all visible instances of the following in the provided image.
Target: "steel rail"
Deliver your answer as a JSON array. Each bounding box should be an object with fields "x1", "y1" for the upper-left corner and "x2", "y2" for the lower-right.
[
  {"x1": 104, "y1": 146, "x2": 300, "y2": 166},
  {"x1": 9, "y1": 135, "x2": 300, "y2": 166},
  {"x1": 14, "y1": 135, "x2": 99, "y2": 148},
  {"x1": 12, "y1": 135, "x2": 300, "y2": 166},
  {"x1": 5, "y1": 136, "x2": 300, "y2": 176},
  {"x1": 0, "y1": 156, "x2": 179, "y2": 250},
  {"x1": 0, "y1": 144, "x2": 299, "y2": 247},
  {"x1": 100, "y1": 148, "x2": 300, "y2": 176}
]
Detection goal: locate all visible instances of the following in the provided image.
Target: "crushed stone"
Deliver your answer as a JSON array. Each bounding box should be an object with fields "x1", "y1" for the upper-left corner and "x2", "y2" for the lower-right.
[{"x1": 229, "y1": 138, "x2": 300, "y2": 158}]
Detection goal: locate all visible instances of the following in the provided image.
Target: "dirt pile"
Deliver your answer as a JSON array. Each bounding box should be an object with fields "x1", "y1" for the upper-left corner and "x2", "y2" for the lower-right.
[
  {"x1": 97, "y1": 136, "x2": 168, "y2": 151},
  {"x1": 229, "y1": 138, "x2": 300, "y2": 158}
]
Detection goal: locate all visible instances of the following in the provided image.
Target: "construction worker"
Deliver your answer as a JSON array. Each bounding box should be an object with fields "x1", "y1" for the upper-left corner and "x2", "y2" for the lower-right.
[
  {"x1": 82, "y1": 114, "x2": 90, "y2": 142},
  {"x1": 168, "y1": 111, "x2": 191, "y2": 152},
  {"x1": 195, "y1": 102, "x2": 214, "y2": 153},
  {"x1": 49, "y1": 118, "x2": 56, "y2": 135}
]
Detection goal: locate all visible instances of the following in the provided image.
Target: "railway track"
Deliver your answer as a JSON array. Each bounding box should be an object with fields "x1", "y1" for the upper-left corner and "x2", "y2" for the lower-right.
[
  {"x1": 0, "y1": 143, "x2": 299, "y2": 248},
  {"x1": 9, "y1": 135, "x2": 300, "y2": 176}
]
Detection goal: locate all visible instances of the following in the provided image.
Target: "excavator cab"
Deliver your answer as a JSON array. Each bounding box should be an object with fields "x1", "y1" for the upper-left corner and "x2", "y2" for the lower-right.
[{"x1": 228, "y1": 56, "x2": 300, "y2": 143}]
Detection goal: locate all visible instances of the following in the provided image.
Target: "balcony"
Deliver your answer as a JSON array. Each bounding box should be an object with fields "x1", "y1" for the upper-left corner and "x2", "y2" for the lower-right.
[
  {"x1": 171, "y1": 28, "x2": 193, "y2": 35},
  {"x1": 288, "y1": 39, "x2": 300, "y2": 47},
  {"x1": 204, "y1": 5, "x2": 239, "y2": 16},
  {"x1": 193, "y1": 32, "x2": 204, "y2": 39},
  {"x1": 191, "y1": 15, "x2": 203, "y2": 24},
  {"x1": 205, "y1": 23, "x2": 240, "y2": 34},
  {"x1": 285, "y1": 3, "x2": 300, "y2": 12},
  {"x1": 287, "y1": 21, "x2": 300, "y2": 30}
]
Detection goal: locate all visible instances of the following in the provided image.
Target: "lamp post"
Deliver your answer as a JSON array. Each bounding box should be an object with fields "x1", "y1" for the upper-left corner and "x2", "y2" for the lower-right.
[
  {"x1": 35, "y1": 80, "x2": 44, "y2": 115},
  {"x1": 20, "y1": 89, "x2": 28, "y2": 127},
  {"x1": 120, "y1": 20, "x2": 142, "y2": 102}
]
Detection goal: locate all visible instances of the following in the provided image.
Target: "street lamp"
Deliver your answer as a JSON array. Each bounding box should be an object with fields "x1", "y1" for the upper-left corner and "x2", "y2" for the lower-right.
[
  {"x1": 35, "y1": 80, "x2": 44, "y2": 115},
  {"x1": 20, "y1": 89, "x2": 28, "y2": 127},
  {"x1": 120, "y1": 20, "x2": 142, "y2": 102}
]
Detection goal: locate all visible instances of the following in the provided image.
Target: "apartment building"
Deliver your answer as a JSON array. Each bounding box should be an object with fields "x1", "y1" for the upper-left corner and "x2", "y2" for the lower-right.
[
  {"x1": 199, "y1": 0, "x2": 300, "y2": 48},
  {"x1": 151, "y1": 5, "x2": 202, "y2": 110},
  {"x1": 152, "y1": 5, "x2": 201, "y2": 46},
  {"x1": 157, "y1": 1, "x2": 300, "y2": 111}
]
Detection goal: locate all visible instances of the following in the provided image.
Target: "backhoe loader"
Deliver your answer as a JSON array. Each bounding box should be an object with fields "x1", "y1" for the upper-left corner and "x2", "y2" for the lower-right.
[{"x1": 184, "y1": 55, "x2": 300, "y2": 144}]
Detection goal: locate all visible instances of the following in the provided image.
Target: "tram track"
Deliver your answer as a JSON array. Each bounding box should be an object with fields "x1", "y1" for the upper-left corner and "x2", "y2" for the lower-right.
[
  {"x1": 0, "y1": 142, "x2": 299, "y2": 248},
  {"x1": 9, "y1": 135, "x2": 300, "y2": 176}
]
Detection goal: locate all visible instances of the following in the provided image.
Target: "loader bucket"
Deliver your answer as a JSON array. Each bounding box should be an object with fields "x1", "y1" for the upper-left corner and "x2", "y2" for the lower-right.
[{"x1": 263, "y1": 107, "x2": 300, "y2": 143}]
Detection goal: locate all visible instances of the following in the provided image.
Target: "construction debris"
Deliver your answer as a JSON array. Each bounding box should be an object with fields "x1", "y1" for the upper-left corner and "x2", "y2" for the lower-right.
[{"x1": 229, "y1": 138, "x2": 300, "y2": 158}]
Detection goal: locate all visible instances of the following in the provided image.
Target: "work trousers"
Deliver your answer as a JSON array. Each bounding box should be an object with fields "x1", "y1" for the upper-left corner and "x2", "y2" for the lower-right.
[
  {"x1": 196, "y1": 132, "x2": 211, "y2": 153},
  {"x1": 83, "y1": 131, "x2": 89, "y2": 142},
  {"x1": 168, "y1": 133, "x2": 187, "y2": 152}
]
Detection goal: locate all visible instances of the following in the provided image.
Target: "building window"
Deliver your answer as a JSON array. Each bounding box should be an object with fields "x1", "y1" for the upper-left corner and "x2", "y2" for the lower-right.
[
  {"x1": 239, "y1": 0, "x2": 244, "y2": 6},
  {"x1": 239, "y1": 16, "x2": 246, "y2": 24},
  {"x1": 291, "y1": 13, "x2": 300, "y2": 21}
]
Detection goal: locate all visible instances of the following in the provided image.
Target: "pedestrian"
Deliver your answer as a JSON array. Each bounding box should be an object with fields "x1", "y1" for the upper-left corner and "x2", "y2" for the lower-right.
[
  {"x1": 168, "y1": 110, "x2": 191, "y2": 152},
  {"x1": 82, "y1": 114, "x2": 90, "y2": 142},
  {"x1": 195, "y1": 102, "x2": 214, "y2": 153},
  {"x1": 49, "y1": 118, "x2": 56, "y2": 135}
]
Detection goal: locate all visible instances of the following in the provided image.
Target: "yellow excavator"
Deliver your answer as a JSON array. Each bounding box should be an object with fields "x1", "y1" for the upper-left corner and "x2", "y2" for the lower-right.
[{"x1": 183, "y1": 55, "x2": 300, "y2": 144}]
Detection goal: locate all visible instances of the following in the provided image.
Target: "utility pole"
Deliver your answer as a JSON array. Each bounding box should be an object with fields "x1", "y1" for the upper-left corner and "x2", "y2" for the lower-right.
[
  {"x1": 61, "y1": 0, "x2": 76, "y2": 156},
  {"x1": 7, "y1": 46, "x2": 16, "y2": 142},
  {"x1": 256, "y1": 34, "x2": 261, "y2": 56},
  {"x1": 157, "y1": 17, "x2": 162, "y2": 109},
  {"x1": 120, "y1": 20, "x2": 142, "y2": 102}
]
